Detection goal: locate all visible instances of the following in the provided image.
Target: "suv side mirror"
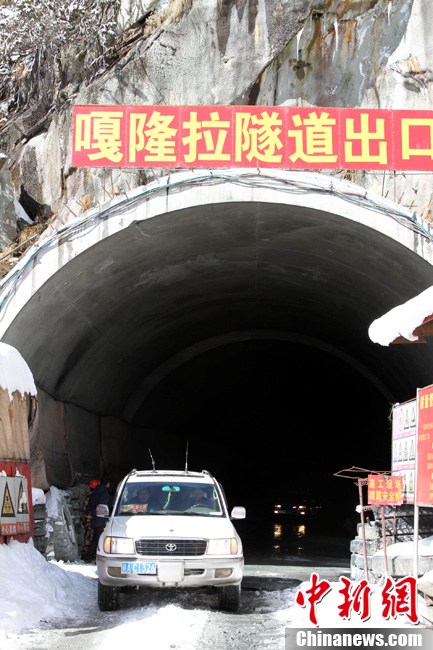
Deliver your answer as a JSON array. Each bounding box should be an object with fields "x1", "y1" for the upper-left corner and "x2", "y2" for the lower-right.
[
  {"x1": 230, "y1": 506, "x2": 246, "y2": 520},
  {"x1": 96, "y1": 504, "x2": 110, "y2": 518}
]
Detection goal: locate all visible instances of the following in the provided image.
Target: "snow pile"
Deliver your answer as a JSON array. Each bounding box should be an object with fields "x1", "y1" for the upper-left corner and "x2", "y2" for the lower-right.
[
  {"x1": 32, "y1": 487, "x2": 46, "y2": 506},
  {"x1": 374, "y1": 534, "x2": 433, "y2": 557},
  {"x1": 368, "y1": 285, "x2": 433, "y2": 346},
  {"x1": 0, "y1": 540, "x2": 94, "y2": 643},
  {"x1": 0, "y1": 342, "x2": 36, "y2": 398},
  {"x1": 45, "y1": 485, "x2": 68, "y2": 519}
]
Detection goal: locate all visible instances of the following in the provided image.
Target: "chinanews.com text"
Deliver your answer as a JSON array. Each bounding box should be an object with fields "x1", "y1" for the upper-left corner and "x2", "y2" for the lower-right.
[{"x1": 285, "y1": 628, "x2": 433, "y2": 649}]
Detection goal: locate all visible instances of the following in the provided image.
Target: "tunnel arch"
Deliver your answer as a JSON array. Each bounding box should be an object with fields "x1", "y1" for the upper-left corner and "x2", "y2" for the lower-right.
[
  {"x1": 124, "y1": 329, "x2": 395, "y2": 422},
  {"x1": 1, "y1": 168, "x2": 433, "y2": 505},
  {"x1": 1, "y1": 169, "x2": 432, "y2": 338}
]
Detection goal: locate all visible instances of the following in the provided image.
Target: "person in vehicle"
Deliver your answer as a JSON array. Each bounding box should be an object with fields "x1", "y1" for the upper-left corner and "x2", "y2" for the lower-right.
[
  {"x1": 126, "y1": 485, "x2": 165, "y2": 513},
  {"x1": 130, "y1": 486, "x2": 153, "y2": 513},
  {"x1": 187, "y1": 487, "x2": 212, "y2": 508}
]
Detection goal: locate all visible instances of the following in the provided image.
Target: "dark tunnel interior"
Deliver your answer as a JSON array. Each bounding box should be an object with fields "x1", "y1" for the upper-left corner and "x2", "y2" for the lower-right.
[{"x1": 129, "y1": 338, "x2": 395, "y2": 518}]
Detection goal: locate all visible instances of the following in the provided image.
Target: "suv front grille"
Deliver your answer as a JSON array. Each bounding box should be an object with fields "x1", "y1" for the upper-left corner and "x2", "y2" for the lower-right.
[{"x1": 135, "y1": 539, "x2": 207, "y2": 556}]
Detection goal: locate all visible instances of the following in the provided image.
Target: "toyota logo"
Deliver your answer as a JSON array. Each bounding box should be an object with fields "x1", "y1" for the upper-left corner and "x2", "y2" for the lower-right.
[{"x1": 166, "y1": 543, "x2": 177, "y2": 552}]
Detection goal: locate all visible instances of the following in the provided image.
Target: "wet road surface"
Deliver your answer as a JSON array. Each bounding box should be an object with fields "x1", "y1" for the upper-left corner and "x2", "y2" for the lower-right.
[{"x1": 238, "y1": 511, "x2": 353, "y2": 571}]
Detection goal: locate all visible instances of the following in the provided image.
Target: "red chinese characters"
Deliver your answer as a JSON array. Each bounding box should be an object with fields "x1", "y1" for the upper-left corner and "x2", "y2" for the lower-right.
[
  {"x1": 381, "y1": 576, "x2": 418, "y2": 624},
  {"x1": 295, "y1": 573, "x2": 419, "y2": 626},
  {"x1": 337, "y1": 576, "x2": 372, "y2": 621},
  {"x1": 295, "y1": 573, "x2": 332, "y2": 626}
]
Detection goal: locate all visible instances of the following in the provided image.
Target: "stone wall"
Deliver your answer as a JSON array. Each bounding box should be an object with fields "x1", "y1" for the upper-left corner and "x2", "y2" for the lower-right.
[{"x1": 350, "y1": 505, "x2": 433, "y2": 582}]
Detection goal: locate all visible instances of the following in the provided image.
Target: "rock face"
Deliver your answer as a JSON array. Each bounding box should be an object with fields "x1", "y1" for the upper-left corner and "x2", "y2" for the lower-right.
[
  {"x1": 1, "y1": 0, "x2": 433, "y2": 262},
  {"x1": 0, "y1": 154, "x2": 18, "y2": 250}
]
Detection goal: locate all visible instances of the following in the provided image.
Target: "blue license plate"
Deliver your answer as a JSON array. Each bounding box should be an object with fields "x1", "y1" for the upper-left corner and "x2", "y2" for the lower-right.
[{"x1": 121, "y1": 561, "x2": 157, "y2": 575}]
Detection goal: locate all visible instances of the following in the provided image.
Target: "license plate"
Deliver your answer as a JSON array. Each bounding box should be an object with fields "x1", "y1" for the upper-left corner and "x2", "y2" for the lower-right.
[{"x1": 121, "y1": 561, "x2": 157, "y2": 575}]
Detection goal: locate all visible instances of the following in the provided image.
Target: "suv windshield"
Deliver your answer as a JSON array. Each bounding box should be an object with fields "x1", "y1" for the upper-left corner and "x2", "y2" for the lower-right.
[{"x1": 115, "y1": 481, "x2": 223, "y2": 516}]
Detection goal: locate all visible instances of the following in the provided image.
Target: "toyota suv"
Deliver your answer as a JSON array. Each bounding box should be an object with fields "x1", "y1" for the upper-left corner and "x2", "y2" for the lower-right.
[{"x1": 96, "y1": 468, "x2": 246, "y2": 612}]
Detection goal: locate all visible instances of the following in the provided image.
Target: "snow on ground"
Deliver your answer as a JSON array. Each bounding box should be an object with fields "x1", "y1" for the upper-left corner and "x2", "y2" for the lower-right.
[
  {"x1": 0, "y1": 487, "x2": 428, "y2": 648},
  {"x1": 0, "y1": 540, "x2": 95, "y2": 641},
  {"x1": 0, "y1": 538, "x2": 425, "y2": 649}
]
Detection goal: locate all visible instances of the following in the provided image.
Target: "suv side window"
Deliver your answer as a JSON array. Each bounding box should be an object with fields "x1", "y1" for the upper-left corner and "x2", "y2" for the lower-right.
[{"x1": 116, "y1": 484, "x2": 163, "y2": 514}]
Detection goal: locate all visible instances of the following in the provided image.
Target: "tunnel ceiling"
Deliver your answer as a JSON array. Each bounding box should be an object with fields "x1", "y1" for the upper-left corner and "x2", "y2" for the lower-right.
[{"x1": 3, "y1": 196, "x2": 433, "y2": 432}]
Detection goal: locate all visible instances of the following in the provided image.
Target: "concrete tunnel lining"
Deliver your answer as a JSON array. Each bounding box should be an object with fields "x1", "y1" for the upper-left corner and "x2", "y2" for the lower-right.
[{"x1": 2, "y1": 169, "x2": 433, "y2": 498}]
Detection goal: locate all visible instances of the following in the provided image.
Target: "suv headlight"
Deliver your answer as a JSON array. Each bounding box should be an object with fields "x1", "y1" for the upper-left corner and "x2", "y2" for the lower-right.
[
  {"x1": 207, "y1": 538, "x2": 239, "y2": 555},
  {"x1": 103, "y1": 536, "x2": 135, "y2": 554}
]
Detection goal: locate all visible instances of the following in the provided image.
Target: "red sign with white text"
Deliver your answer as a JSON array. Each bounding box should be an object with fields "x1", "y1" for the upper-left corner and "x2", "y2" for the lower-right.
[
  {"x1": 416, "y1": 384, "x2": 433, "y2": 505},
  {"x1": 72, "y1": 105, "x2": 433, "y2": 170}
]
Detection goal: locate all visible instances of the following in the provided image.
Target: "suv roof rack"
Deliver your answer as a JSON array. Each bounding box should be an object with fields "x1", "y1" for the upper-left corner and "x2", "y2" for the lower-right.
[{"x1": 132, "y1": 469, "x2": 213, "y2": 479}]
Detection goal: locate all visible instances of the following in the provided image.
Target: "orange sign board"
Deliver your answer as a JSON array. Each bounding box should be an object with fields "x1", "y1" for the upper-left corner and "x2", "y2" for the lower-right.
[
  {"x1": 72, "y1": 105, "x2": 433, "y2": 171},
  {"x1": 367, "y1": 475, "x2": 403, "y2": 506}
]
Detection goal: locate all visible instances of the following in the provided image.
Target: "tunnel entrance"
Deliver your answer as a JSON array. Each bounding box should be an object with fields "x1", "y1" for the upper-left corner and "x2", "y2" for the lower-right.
[
  {"x1": 1, "y1": 170, "x2": 433, "y2": 524},
  {"x1": 132, "y1": 337, "x2": 392, "y2": 515}
]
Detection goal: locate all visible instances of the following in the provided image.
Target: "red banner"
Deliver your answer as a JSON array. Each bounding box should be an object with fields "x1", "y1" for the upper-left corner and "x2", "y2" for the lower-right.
[
  {"x1": 72, "y1": 105, "x2": 433, "y2": 170},
  {"x1": 416, "y1": 384, "x2": 433, "y2": 505},
  {"x1": 367, "y1": 474, "x2": 403, "y2": 506}
]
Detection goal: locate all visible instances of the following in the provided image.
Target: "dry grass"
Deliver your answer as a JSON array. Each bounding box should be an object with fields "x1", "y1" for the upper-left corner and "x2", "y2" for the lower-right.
[{"x1": 0, "y1": 223, "x2": 46, "y2": 279}]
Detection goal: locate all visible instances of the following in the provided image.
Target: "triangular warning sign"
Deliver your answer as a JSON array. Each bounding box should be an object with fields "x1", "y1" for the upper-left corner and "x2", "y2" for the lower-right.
[
  {"x1": 17, "y1": 481, "x2": 28, "y2": 515},
  {"x1": 410, "y1": 406, "x2": 416, "y2": 428},
  {"x1": 2, "y1": 484, "x2": 16, "y2": 518}
]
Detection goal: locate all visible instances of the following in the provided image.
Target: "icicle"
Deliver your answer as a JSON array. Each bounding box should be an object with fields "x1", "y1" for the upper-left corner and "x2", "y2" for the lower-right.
[
  {"x1": 296, "y1": 26, "x2": 304, "y2": 61},
  {"x1": 388, "y1": 0, "x2": 392, "y2": 25},
  {"x1": 334, "y1": 17, "x2": 339, "y2": 55}
]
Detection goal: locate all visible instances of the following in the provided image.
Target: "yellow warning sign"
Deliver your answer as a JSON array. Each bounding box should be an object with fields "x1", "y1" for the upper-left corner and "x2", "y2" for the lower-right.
[
  {"x1": 2, "y1": 484, "x2": 15, "y2": 518},
  {"x1": 17, "y1": 481, "x2": 28, "y2": 515}
]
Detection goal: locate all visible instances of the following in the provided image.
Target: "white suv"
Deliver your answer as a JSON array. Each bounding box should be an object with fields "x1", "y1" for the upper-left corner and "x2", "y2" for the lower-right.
[{"x1": 96, "y1": 469, "x2": 246, "y2": 612}]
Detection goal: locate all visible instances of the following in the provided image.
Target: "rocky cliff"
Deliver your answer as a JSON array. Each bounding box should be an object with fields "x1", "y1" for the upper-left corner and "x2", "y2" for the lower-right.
[{"x1": 0, "y1": 0, "x2": 432, "y2": 276}]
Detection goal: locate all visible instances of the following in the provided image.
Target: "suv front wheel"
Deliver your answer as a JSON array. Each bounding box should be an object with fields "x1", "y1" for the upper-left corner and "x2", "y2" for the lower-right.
[
  {"x1": 98, "y1": 580, "x2": 119, "y2": 611},
  {"x1": 218, "y1": 584, "x2": 241, "y2": 613}
]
